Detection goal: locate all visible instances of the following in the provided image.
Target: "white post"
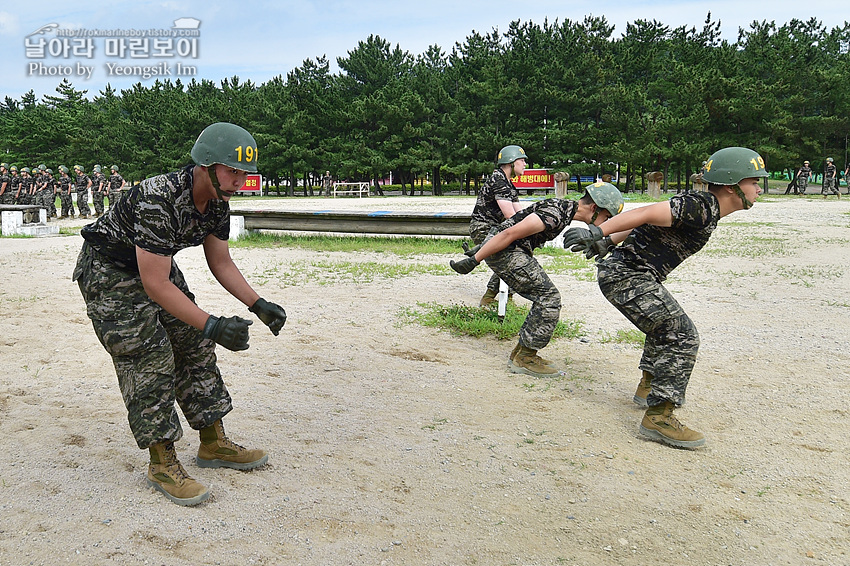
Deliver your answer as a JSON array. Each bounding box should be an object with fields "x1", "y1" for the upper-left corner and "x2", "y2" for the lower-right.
[
  {"x1": 230, "y1": 215, "x2": 247, "y2": 241},
  {"x1": 497, "y1": 278, "x2": 508, "y2": 321}
]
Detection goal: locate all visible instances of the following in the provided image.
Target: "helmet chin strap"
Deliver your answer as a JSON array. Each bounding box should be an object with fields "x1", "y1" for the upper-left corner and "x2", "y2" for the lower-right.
[
  {"x1": 206, "y1": 165, "x2": 227, "y2": 200},
  {"x1": 733, "y1": 185, "x2": 753, "y2": 210}
]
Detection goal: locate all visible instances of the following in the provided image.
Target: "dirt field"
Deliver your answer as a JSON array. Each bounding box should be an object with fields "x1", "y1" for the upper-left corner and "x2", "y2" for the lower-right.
[{"x1": 0, "y1": 194, "x2": 848, "y2": 565}]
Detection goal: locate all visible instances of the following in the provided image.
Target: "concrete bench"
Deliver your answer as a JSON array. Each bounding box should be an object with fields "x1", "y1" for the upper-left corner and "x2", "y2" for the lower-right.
[{"x1": 0, "y1": 205, "x2": 59, "y2": 237}]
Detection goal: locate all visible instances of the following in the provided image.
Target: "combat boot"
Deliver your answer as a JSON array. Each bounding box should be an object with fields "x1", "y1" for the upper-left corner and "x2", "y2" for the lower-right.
[
  {"x1": 639, "y1": 402, "x2": 705, "y2": 448},
  {"x1": 509, "y1": 345, "x2": 560, "y2": 378},
  {"x1": 633, "y1": 370, "x2": 653, "y2": 407},
  {"x1": 197, "y1": 420, "x2": 268, "y2": 470},
  {"x1": 479, "y1": 289, "x2": 498, "y2": 307},
  {"x1": 147, "y1": 442, "x2": 209, "y2": 506}
]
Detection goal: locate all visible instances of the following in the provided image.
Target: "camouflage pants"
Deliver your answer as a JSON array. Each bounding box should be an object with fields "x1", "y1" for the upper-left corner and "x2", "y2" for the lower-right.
[
  {"x1": 35, "y1": 190, "x2": 53, "y2": 214},
  {"x1": 484, "y1": 247, "x2": 561, "y2": 350},
  {"x1": 798, "y1": 178, "x2": 808, "y2": 193},
  {"x1": 822, "y1": 178, "x2": 839, "y2": 195},
  {"x1": 107, "y1": 188, "x2": 122, "y2": 209},
  {"x1": 470, "y1": 219, "x2": 505, "y2": 295},
  {"x1": 92, "y1": 190, "x2": 105, "y2": 215},
  {"x1": 73, "y1": 243, "x2": 232, "y2": 448},
  {"x1": 60, "y1": 191, "x2": 74, "y2": 217},
  {"x1": 76, "y1": 189, "x2": 90, "y2": 216},
  {"x1": 597, "y1": 260, "x2": 698, "y2": 407}
]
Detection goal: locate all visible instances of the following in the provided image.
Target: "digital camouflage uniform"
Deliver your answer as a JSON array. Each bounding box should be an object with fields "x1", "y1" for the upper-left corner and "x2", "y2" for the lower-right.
[
  {"x1": 483, "y1": 198, "x2": 578, "y2": 350},
  {"x1": 0, "y1": 169, "x2": 10, "y2": 204},
  {"x1": 18, "y1": 174, "x2": 33, "y2": 205},
  {"x1": 9, "y1": 173, "x2": 21, "y2": 204},
  {"x1": 108, "y1": 171, "x2": 125, "y2": 207},
  {"x1": 597, "y1": 191, "x2": 721, "y2": 407},
  {"x1": 796, "y1": 164, "x2": 811, "y2": 194},
  {"x1": 75, "y1": 171, "x2": 92, "y2": 217},
  {"x1": 59, "y1": 174, "x2": 74, "y2": 217},
  {"x1": 92, "y1": 171, "x2": 107, "y2": 215},
  {"x1": 44, "y1": 174, "x2": 58, "y2": 216},
  {"x1": 73, "y1": 165, "x2": 233, "y2": 449},
  {"x1": 822, "y1": 162, "x2": 839, "y2": 195},
  {"x1": 470, "y1": 168, "x2": 521, "y2": 294}
]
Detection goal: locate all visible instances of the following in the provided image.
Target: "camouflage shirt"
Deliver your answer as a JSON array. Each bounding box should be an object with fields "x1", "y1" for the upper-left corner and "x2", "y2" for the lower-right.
[
  {"x1": 0, "y1": 173, "x2": 9, "y2": 194},
  {"x1": 609, "y1": 191, "x2": 720, "y2": 281},
  {"x1": 825, "y1": 163, "x2": 837, "y2": 179},
  {"x1": 797, "y1": 165, "x2": 812, "y2": 179},
  {"x1": 471, "y1": 168, "x2": 520, "y2": 228},
  {"x1": 75, "y1": 173, "x2": 91, "y2": 191},
  {"x1": 59, "y1": 176, "x2": 72, "y2": 193},
  {"x1": 80, "y1": 165, "x2": 230, "y2": 271},
  {"x1": 496, "y1": 198, "x2": 578, "y2": 255},
  {"x1": 92, "y1": 172, "x2": 107, "y2": 192},
  {"x1": 108, "y1": 173, "x2": 125, "y2": 191}
]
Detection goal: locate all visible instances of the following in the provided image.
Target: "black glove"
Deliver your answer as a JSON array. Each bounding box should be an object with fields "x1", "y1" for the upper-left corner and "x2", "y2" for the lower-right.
[
  {"x1": 202, "y1": 315, "x2": 252, "y2": 351},
  {"x1": 461, "y1": 241, "x2": 471, "y2": 253},
  {"x1": 562, "y1": 228, "x2": 592, "y2": 249},
  {"x1": 582, "y1": 235, "x2": 615, "y2": 260},
  {"x1": 450, "y1": 255, "x2": 480, "y2": 274},
  {"x1": 249, "y1": 297, "x2": 287, "y2": 336}
]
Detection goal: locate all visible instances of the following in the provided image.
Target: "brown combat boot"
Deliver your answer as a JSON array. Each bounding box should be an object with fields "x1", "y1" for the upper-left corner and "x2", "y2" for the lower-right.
[
  {"x1": 509, "y1": 345, "x2": 560, "y2": 378},
  {"x1": 147, "y1": 442, "x2": 209, "y2": 506},
  {"x1": 633, "y1": 370, "x2": 653, "y2": 407},
  {"x1": 479, "y1": 289, "x2": 498, "y2": 307},
  {"x1": 197, "y1": 420, "x2": 268, "y2": 470},
  {"x1": 639, "y1": 402, "x2": 705, "y2": 448}
]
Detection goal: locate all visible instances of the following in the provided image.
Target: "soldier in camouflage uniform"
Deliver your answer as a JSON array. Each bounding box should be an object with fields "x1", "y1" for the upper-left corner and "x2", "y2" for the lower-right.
[
  {"x1": 34, "y1": 164, "x2": 53, "y2": 218},
  {"x1": 17, "y1": 167, "x2": 33, "y2": 205},
  {"x1": 8, "y1": 166, "x2": 21, "y2": 204},
  {"x1": 73, "y1": 165, "x2": 92, "y2": 218},
  {"x1": 0, "y1": 163, "x2": 10, "y2": 204},
  {"x1": 792, "y1": 160, "x2": 811, "y2": 195},
  {"x1": 565, "y1": 147, "x2": 767, "y2": 449},
  {"x1": 44, "y1": 168, "x2": 58, "y2": 218},
  {"x1": 91, "y1": 164, "x2": 107, "y2": 216},
  {"x1": 452, "y1": 182, "x2": 624, "y2": 377},
  {"x1": 107, "y1": 165, "x2": 126, "y2": 209},
  {"x1": 57, "y1": 166, "x2": 74, "y2": 218},
  {"x1": 73, "y1": 123, "x2": 287, "y2": 507},
  {"x1": 321, "y1": 170, "x2": 332, "y2": 197},
  {"x1": 469, "y1": 145, "x2": 528, "y2": 307},
  {"x1": 822, "y1": 157, "x2": 839, "y2": 198}
]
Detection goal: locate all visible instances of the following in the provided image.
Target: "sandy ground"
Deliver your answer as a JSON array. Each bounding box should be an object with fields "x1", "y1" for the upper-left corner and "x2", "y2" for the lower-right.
[{"x1": 1, "y1": 193, "x2": 849, "y2": 566}]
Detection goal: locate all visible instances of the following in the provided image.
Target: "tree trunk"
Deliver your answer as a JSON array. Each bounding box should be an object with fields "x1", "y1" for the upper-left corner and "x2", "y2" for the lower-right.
[{"x1": 432, "y1": 167, "x2": 442, "y2": 196}]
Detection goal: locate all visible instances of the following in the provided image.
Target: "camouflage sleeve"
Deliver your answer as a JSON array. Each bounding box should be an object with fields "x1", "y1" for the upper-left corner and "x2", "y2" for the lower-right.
[{"x1": 670, "y1": 193, "x2": 714, "y2": 231}]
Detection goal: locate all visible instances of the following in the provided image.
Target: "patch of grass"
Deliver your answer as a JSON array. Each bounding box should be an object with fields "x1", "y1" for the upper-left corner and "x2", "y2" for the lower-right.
[
  {"x1": 702, "y1": 224, "x2": 791, "y2": 258},
  {"x1": 232, "y1": 231, "x2": 465, "y2": 255},
  {"x1": 400, "y1": 301, "x2": 584, "y2": 341},
  {"x1": 600, "y1": 328, "x2": 646, "y2": 347}
]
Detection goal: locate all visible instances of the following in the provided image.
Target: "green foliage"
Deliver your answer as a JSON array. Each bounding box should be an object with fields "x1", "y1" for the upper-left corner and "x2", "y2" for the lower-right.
[
  {"x1": 2, "y1": 16, "x2": 850, "y2": 186},
  {"x1": 600, "y1": 328, "x2": 646, "y2": 347},
  {"x1": 401, "y1": 301, "x2": 584, "y2": 341}
]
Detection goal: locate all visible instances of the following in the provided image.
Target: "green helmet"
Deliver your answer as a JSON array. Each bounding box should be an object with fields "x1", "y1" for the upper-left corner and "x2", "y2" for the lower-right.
[
  {"x1": 826, "y1": 157, "x2": 834, "y2": 163},
  {"x1": 21, "y1": 167, "x2": 31, "y2": 173},
  {"x1": 1, "y1": 162, "x2": 8, "y2": 169},
  {"x1": 585, "y1": 181, "x2": 625, "y2": 216},
  {"x1": 110, "y1": 165, "x2": 118, "y2": 172},
  {"x1": 38, "y1": 164, "x2": 46, "y2": 171},
  {"x1": 59, "y1": 165, "x2": 69, "y2": 173},
  {"x1": 93, "y1": 164, "x2": 102, "y2": 173},
  {"x1": 496, "y1": 145, "x2": 528, "y2": 166},
  {"x1": 701, "y1": 147, "x2": 768, "y2": 186},
  {"x1": 10, "y1": 165, "x2": 17, "y2": 172},
  {"x1": 73, "y1": 165, "x2": 83, "y2": 172},
  {"x1": 191, "y1": 122, "x2": 258, "y2": 173},
  {"x1": 46, "y1": 168, "x2": 53, "y2": 174}
]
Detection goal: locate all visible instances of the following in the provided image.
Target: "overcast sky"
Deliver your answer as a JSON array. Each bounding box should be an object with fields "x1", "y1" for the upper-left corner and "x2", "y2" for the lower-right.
[{"x1": 0, "y1": 0, "x2": 845, "y2": 102}]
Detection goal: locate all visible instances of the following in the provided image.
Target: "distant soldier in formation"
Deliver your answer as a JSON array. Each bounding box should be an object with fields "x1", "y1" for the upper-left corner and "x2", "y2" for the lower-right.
[
  {"x1": 74, "y1": 165, "x2": 92, "y2": 218},
  {"x1": 8, "y1": 166, "x2": 21, "y2": 204},
  {"x1": 822, "y1": 157, "x2": 839, "y2": 198},
  {"x1": 34, "y1": 164, "x2": 54, "y2": 218},
  {"x1": 91, "y1": 164, "x2": 107, "y2": 216},
  {"x1": 44, "y1": 168, "x2": 58, "y2": 218},
  {"x1": 108, "y1": 165, "x2": 126, "y2": 208},
  {"x1": 18, "y1": 167, "x2": 33, "y2": 205},
  {"x1": 58, "y1": 166, "x2": 75, "y2": 218},
  {"x1": 785, "y1": 160, "x2": 810, "y2": 195},
  {"x1": 0, "y1": 163, "x2": 11, "y2": 204},
  {"x1": 321, "y1": 170, "x2": 333, "y2": 197}
]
